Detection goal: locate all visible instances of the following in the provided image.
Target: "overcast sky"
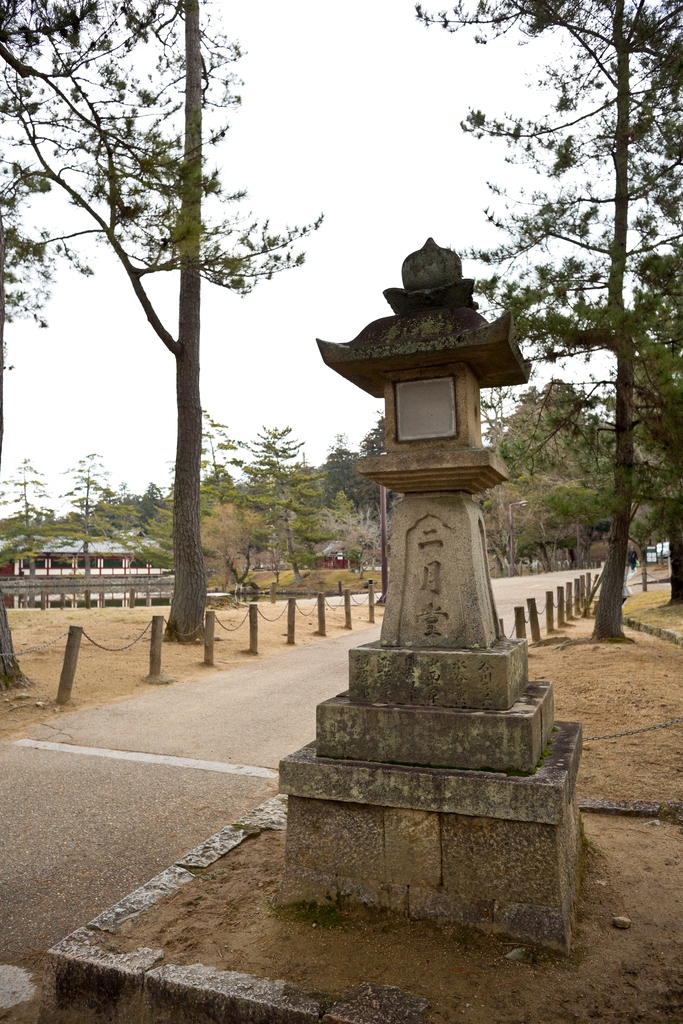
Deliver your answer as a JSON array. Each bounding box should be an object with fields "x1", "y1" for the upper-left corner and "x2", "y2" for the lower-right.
[{"x1": 3, "y1": 0, "x2": 556, "y2": 503}]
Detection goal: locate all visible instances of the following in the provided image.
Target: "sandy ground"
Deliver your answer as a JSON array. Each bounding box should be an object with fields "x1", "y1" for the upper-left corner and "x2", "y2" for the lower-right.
[
  {"x1": 0, "y1": 600, "x2": 380, "y2": 742},
  {"x1": 81, "y1": 813, "x2": 683, "y2": 1024},
  {"x1": 529, "y1": 616, "x2": 683, "y2": 803}
]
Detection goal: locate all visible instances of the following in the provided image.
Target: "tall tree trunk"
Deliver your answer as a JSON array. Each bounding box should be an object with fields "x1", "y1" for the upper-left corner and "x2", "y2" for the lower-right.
[
  {"x1": 669, "y1": 532, "x2": 683, "y2": 605},
  {"x1": 83, "y1": 541, "x2": 91, "y2": 578},
  {"x1": 285, "y1": 519, "x2": 302, "y2": 584},
  {"x1": 0, "y1": 208, "x2": 25, "y2": 685},
  {"x1": 594, "y1": 0, "x2": 633, "y2": 640},
  {"x1": 166, "y1": 0, "x2": 206, "y2": 641}
]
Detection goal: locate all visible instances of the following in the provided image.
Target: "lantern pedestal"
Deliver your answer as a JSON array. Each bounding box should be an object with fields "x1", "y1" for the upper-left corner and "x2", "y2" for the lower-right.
[{"x1": 278, "y1": 723, "x2": 582, "y2": 953}]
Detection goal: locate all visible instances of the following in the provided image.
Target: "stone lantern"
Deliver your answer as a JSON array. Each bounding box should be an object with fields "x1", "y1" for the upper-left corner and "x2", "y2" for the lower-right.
[{"x1": 278, "y1": 239, "x2": 582, "y2": 952}]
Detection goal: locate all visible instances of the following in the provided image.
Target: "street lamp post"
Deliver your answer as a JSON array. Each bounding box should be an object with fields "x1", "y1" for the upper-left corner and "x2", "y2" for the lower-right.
[{"x1": 509, "y1": 500, "x2": 528, "y2": 577}]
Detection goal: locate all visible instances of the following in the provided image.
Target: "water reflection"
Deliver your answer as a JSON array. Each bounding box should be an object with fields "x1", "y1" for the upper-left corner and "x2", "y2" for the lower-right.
[{"x1": 4, "y1": 591, "x2": 173, "y2": 609}]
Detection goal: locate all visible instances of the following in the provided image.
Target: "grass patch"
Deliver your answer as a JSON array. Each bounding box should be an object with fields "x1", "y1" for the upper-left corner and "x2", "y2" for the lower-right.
[{"x1": 624, "y1": 588, "x2": 683, "y2": 632}]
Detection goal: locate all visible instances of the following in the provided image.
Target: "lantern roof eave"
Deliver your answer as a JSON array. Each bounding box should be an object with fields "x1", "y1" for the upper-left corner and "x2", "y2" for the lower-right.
[{"x1": 316, "y1": 308, "x2": 530, "y2": 398}]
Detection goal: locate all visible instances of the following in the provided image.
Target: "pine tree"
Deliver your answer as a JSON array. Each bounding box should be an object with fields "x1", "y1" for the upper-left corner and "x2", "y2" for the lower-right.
[
  {"x1": 419, "y1": 0, "x2": 683, "y2": 638},
  {"x1": 0, "y1": 459, "x2": 53, "y2": 575},
  {"x1": 0, "y1": 2, "x2": 321, "y2": 639},
  {"x1": 243, "y1": 428, "x2": 329, "y2": 584},
  {"x1": 61, "y1": 455, "x2": 133, "y2": 577}
]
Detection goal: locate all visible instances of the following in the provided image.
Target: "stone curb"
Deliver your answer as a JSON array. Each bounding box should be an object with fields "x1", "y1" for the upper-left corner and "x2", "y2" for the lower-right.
[
  {"x1": 579, "y1": 798, "x2": 683, "y2": 822},
  {"x1": 38, "y1": 794, "x2": 430, "y2": 1024},
  {"x1": 624, "y1": 616, "x2": 683, "y2": 648}
]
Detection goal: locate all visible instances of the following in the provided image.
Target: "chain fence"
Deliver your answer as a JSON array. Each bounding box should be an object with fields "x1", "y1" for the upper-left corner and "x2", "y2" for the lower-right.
[
  {"x1": 585, "y1": 717, "x2": 683, "y2": 741},
  {"x1": 82, "y1": 621, "x2": 152, "y2": 652},
  {"x1": 3, "y1": 632, "x2": 70, "y2": 656},
  {"x1": 215, "y1": 610, "x2": 250, "y2": 632}
]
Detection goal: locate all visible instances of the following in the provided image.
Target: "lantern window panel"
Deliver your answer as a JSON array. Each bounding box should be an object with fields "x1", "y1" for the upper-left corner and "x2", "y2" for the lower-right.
[{"x1": 395, "y1": 377, "x2": 456, "y2": 441}]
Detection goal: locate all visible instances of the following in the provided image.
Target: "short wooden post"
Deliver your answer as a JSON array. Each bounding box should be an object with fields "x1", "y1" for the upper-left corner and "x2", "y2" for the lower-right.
[
  {"x1": 84, "y1": 590, "x2": 91, "y2": 610},
  {"x1": 129, "y1": 588, "x2": 136, "y2": 609},
  {"x1": 60, "y1": 592, "x2": 66, "y2": 610},
  {"x1": 338, "y1": 580, "x2": 343, "y2": 596},
  {"x1": 574, "y1": 578, "x2": 581, "y2": 618},
  {"x1": 204, "y1": 610, "x2": 215, "y2": 666},
  {"x1": 368, "y1": 582, "x2": 375, "y2": 623},
  {"x1": 317, "y1": 592, "x2": 326, "y2": 637},
  {"x1": 56, "y1": 626, "x2": 83, "y2": 705},
  {"x1": 579, "y1": 576, "x2": 586, "y2": 616},
  {"x1": 146, "y1": 592, "x2": 152, "y2": 607},
  {"x1": 270, "y1": 582, "x2": 277, "y2": 604},
  {"x1": 149, "y1": 615, "x2": 164, "y2": 677},
  {"x1": 287, "y1": 598, "x2": 296, "y2": 644},
  {"x1": 565, "y1": 582, "x2": 574, "y2": 620},
  {"x1": 344, "y1": 588, "x2": 352, "y2": 630},
  {"x1": 526, "y1": 598, "x2": 541, "y2": 642},
  {"x1": 499, "y1": 617, "x2": 505, "y2": 636},
  {"x1": 556, "y1": 586, "x2": 565, "y2": 627},
  {"x1": 40, "y1": 590, "x2": 47, "y2": 611},
  {"x1": 249, "y1": 603, "x2": 258, "y2": 654},
  {"x1": 307, "y1": 584, "x2": 312, "y2": 600},
  {"x1": 545, "y1": 591, "x2": 555, "y2": 634},
  {"x1": 514, "y1": 606, "x2": 527, "y2": 639}
]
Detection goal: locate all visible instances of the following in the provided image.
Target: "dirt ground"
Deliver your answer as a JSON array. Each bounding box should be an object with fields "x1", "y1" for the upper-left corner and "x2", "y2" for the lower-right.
[
  {"x1": 0, "y1": 599, "x2": 380, "y2": 741},
  {"x1": 528, "y1": 615, "x2": 683, "y2": 803},
  {"x1": 90, "y1": 815, "x2": 682, "y2": 1024}
]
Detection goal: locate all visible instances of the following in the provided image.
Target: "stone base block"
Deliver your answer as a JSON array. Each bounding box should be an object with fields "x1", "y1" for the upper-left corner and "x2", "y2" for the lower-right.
[
  {"x1": 277, "y1": 723, "x2": 582, "y2": 952},
  {"x1": 316, "y1": 681, "x2": 554, "y2": 773},
  {"x1": 349, "y1": 638, "x2": 527, "y2": 710}
]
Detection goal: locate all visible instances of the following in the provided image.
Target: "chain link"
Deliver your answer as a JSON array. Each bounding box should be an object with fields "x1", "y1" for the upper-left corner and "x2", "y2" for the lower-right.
[
  {"x1": 82, "y1": 621, "x2": 152, "y2": 652},
  {"x1": 295, "y1": 602, "x2": 317, "y2": 618},
  {"x1": 4, "y1": 631, "x2": 70, "y2": 656},
  {"x1": 585, "y1": 716, "x2": 683, "y2": 742},
  {"x1": 215, "y1": 610, "x2": 250, "y2": 632},
  {"x1": 257, "y1": 604, "x2": 288, "y2": 622}
]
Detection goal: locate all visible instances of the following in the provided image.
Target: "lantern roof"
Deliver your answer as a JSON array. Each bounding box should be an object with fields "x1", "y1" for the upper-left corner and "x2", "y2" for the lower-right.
[
  {"x1": 317, "y1": 238, "x2": 530, "y2": 397},
  {"x1": 317, "y1": 308, "x2": 530, "y2": 398}
]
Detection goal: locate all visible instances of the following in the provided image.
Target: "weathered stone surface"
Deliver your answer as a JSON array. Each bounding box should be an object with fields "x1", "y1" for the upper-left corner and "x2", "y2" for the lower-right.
[
  {"x1": 440, "y1": 808, "x2": 577, "y2": 908},
  {"x1": 380, "y1": 493, "x2": 502, "y2": 649},
  {"x1": 348, "y1": 639, "x2": 527, "y2": 710},
  {"x1": 316, "y1": 308, "x2": 528, "y2": 398},
  {"x1": 234, "y1": 793, "x2": 288, "y2": 831},
  {"x1": 175, "y1": 826, "x2": 248, "y2": 869},
  {"x1": 280, "y1": 722, "x2": 581, "y2": 825},
  {"x1": 88, "y1": 865, "x2": 194, "y2": 932},
  {"x1": 383, "y1": 809, "x2": 441, "y2": 887},
  {"x1": 283, "y1": 796, "x2": 385, "y2": 883},
  {"x1": 143, "y1": 964, "x2": 320, "y2": 1024},
  {"x1": 316, "y1": 682, "x2": 553, "y2": 773},
  {"x1": 277, "y1": 788, "x2": 579, "y2": 952},
  {"x1": 0, "y1": 965, "x2": 37, "y2": 1010},
  {"x1": 357, "y1": 449, "x2": 508, "y2": 495},
  {"x1": 578, "y1": 798, "x2": 661, "y2": 818},
  {"x1": 323, "y1": 982, "x2": 429, "y2": 1024},
  {"x1": 38, "y1": 927, "x2": 162, "y2": 1024}
]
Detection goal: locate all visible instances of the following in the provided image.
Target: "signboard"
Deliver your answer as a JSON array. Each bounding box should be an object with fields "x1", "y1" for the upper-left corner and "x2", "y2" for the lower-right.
[{"x1": 646, "y1": 546, "x2": 658, "y2": 564}]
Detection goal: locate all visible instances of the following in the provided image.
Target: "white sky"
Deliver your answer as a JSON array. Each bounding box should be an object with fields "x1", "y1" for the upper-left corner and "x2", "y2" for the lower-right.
[{"x1": 3, "y1": 0, "x2": 560, "y2": 503}]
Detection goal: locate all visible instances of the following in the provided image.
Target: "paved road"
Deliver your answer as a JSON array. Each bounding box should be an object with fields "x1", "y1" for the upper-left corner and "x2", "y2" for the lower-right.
[
  {"x1": 0, "y1": 568, "x2": 596, "y2": 963},
  {"x1": 23, "y1": 627, "x2": 380, "y2": 768}
]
